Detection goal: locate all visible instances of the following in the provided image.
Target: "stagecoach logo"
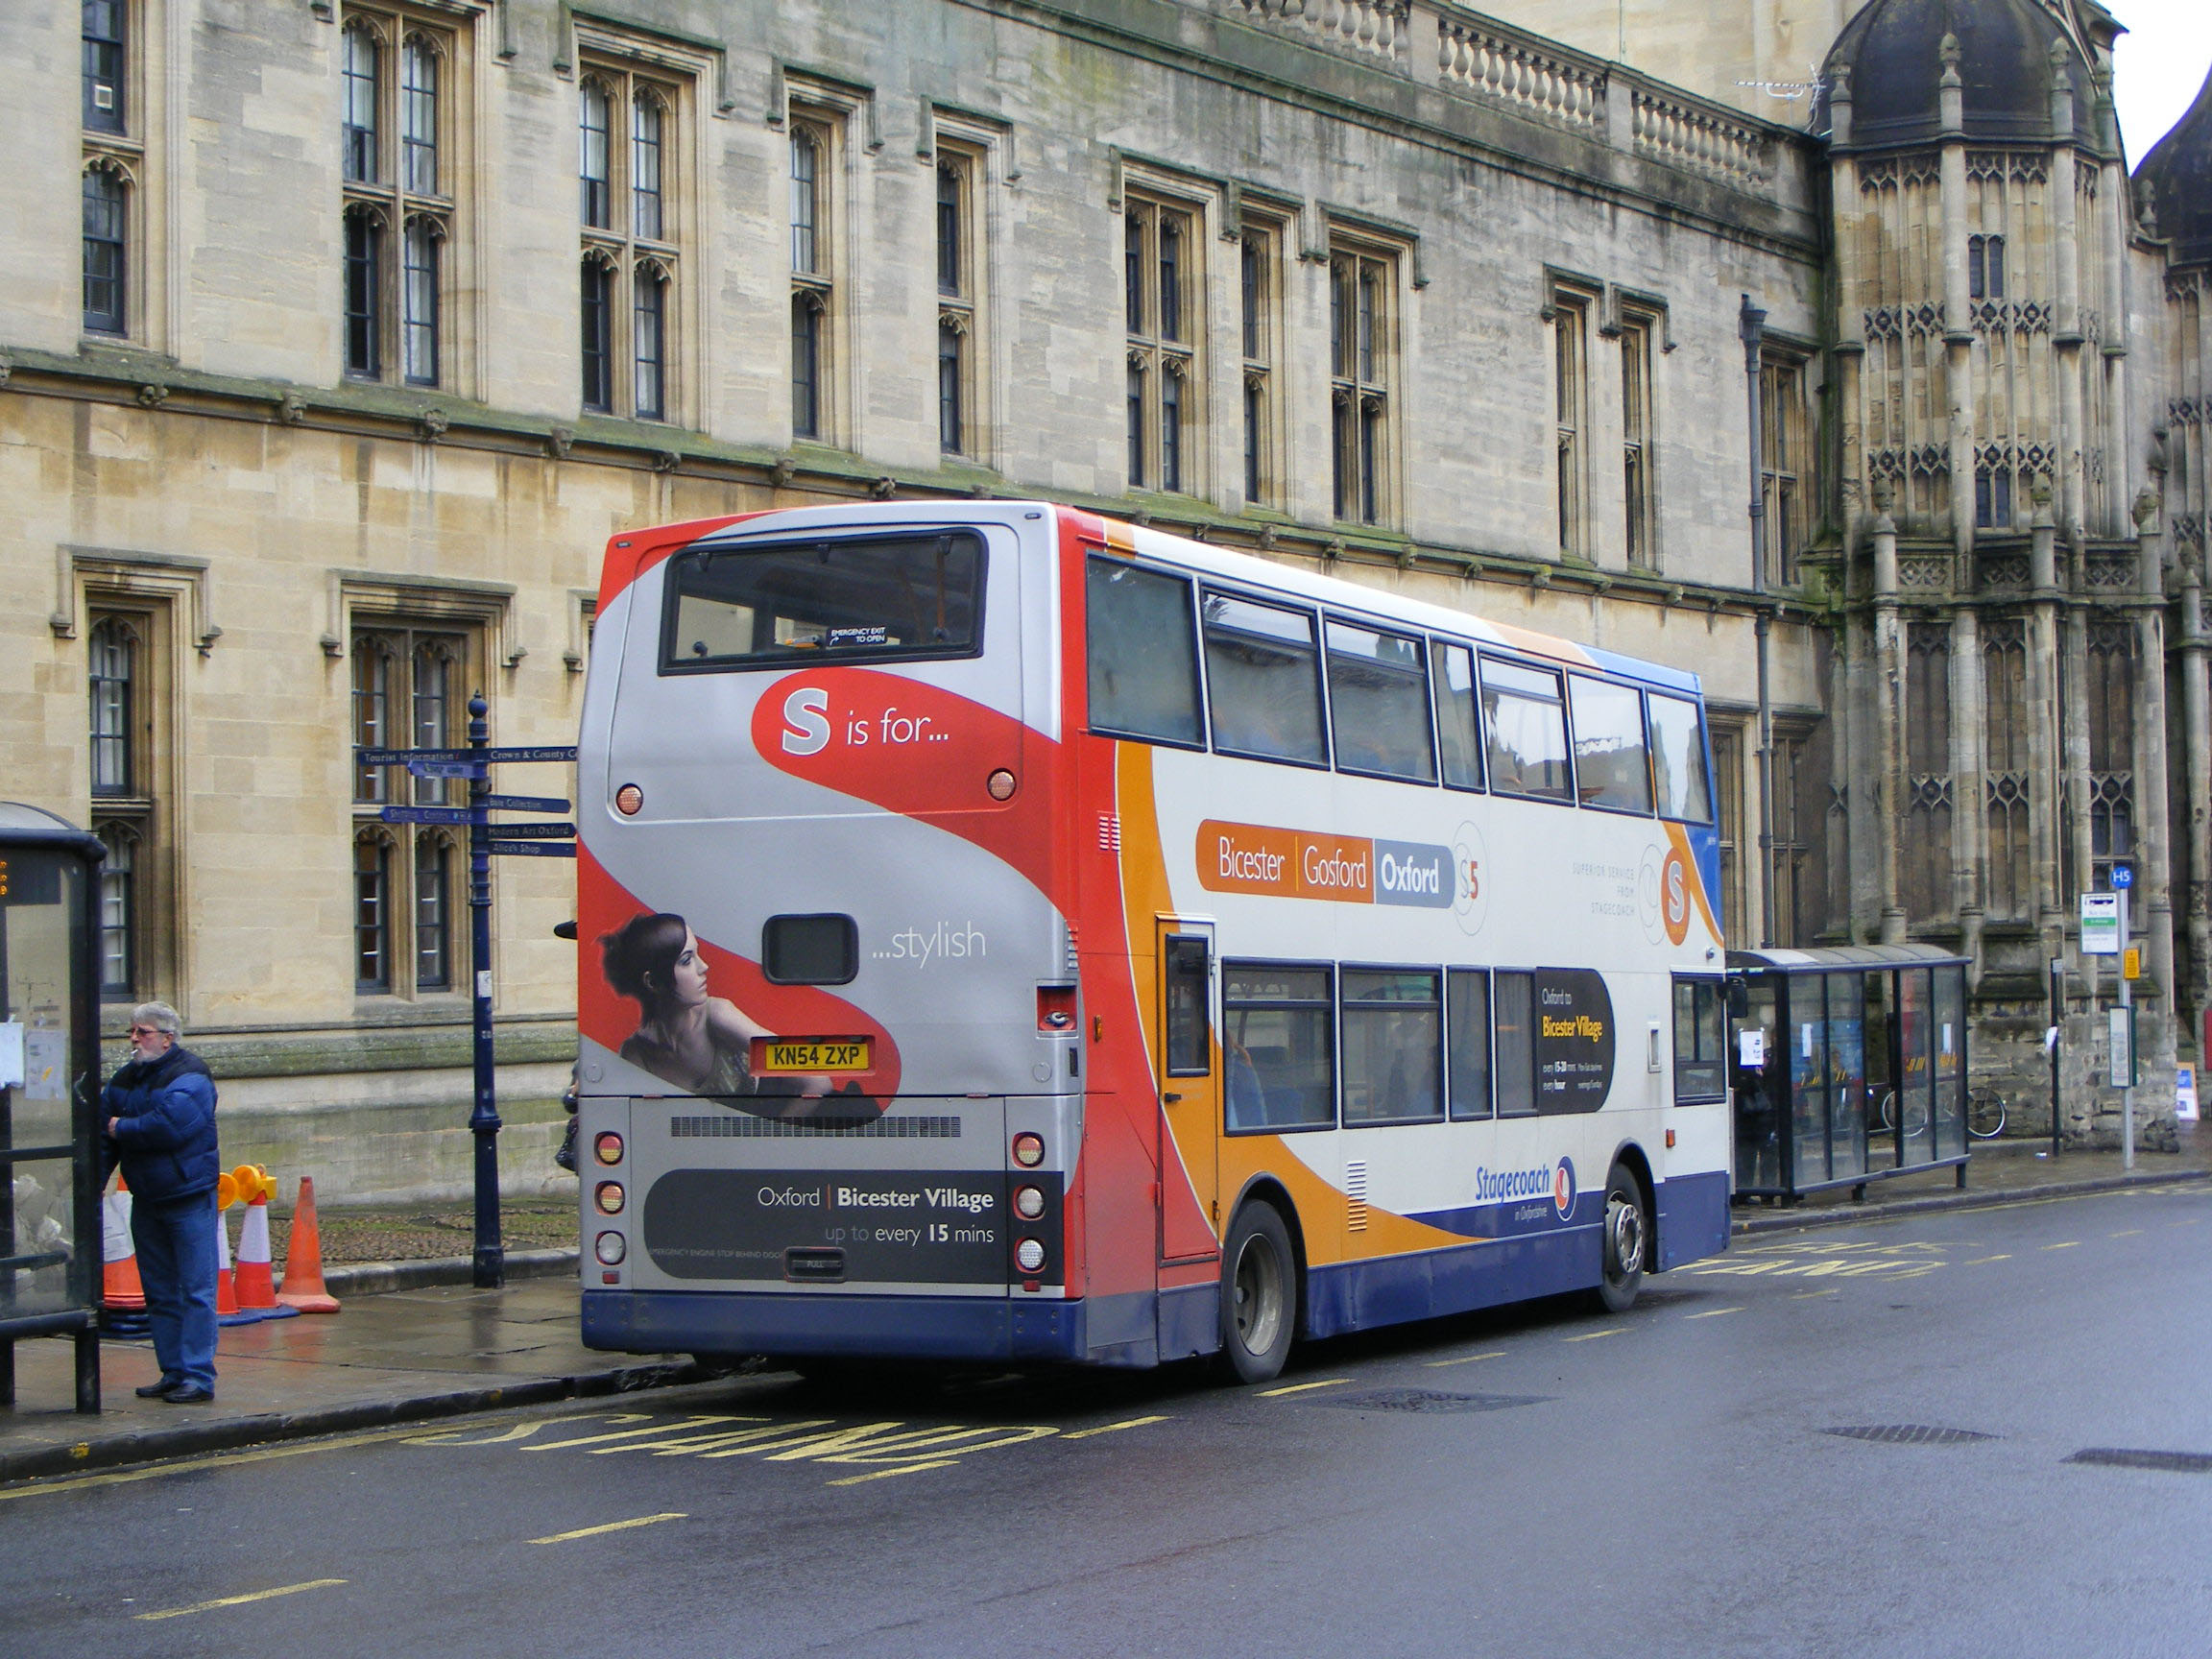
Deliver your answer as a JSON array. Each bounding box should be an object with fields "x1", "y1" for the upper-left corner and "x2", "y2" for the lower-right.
[{"x1": 1552, "y1": 1156, "x2": 1577, "y2": 1220}]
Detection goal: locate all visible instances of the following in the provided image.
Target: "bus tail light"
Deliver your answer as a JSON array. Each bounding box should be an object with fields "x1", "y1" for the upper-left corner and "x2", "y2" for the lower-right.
[
  {"x1": 594, "y1": 1131, "x2": 624, "y2": 1166},
  {"x1": 1014, "y1": 1238, "x2": 1046, "y2": 1274},
  {"x1": 1013, "y1": 1186, "x2": 1046, "y2": 1220},
  {"x1": 594, "y1": 1181, "x2": 625, "y2": 1215},
  {"x1": 593, "y1": 1231, "x2": 627, "y2": 1266},
  {"x1": 1011, "y1": 1132, "x2": 1045, "y2": 1168}
]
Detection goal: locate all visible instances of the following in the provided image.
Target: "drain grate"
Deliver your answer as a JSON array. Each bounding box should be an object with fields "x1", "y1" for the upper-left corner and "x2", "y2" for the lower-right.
[
  {"x1": 1323, "y1": 1388, "x2": 1550, "y2": 1414},
  {"x1": 1825, "y1": 1425, "x2": 1997, "y2": 1446},
  {"x1": 2066, "y1": 1448, "x2": 2212, "y2": 1475}
]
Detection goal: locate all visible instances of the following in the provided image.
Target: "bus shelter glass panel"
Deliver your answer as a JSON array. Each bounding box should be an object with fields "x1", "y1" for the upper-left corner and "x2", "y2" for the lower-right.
[
  {"x1": 1933, "y1": 967, "x2": 1966, "y2": 1160},
  {"x1": 1826, "y1": 974, "x2": 1867, "y2": 1182},
  {"x1": 1736, "y1": 977, "x2": 1782, "y2": 1190},
  {"x1": 1788, "y1": 979, "x2": 1826, "y2": 1186},
  {"x1": 1896, "y1": 968, "x2": 1934, "y2": 1160},
  {"x1": 1862, "y1": 971, "x2": 1897, "y2": 1173},
  {"x1": 2, "y1": 851, "x2": 90, "y2": 1323}
]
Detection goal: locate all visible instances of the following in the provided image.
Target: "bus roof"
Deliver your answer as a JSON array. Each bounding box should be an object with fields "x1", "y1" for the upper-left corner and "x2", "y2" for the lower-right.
[{"x1": 654, "y1": 498, "x2": 1704, "y2": 700}]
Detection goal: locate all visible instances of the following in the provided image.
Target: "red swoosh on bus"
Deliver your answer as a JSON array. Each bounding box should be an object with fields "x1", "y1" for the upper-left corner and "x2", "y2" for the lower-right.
[{"x1": 748, "y1": 668, "x2": 1066, "y2": 907}]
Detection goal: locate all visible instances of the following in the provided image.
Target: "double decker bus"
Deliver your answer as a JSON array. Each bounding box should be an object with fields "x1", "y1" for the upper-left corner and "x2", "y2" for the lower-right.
[{"x1": 575, "y1": 500, "x2": 1731, "y2": 1383}]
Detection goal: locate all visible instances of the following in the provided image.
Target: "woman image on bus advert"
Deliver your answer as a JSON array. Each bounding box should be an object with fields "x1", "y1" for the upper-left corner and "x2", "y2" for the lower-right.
[{"x1": 600, "y1": 913, "x2": 834, "y2": 1113}]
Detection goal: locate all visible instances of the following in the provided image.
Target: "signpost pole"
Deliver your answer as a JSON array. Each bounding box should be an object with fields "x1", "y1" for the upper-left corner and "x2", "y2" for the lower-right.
[
  {"x1": 467, "y1": 692, "x2": 504, "y2": 1288},
  {"x1": 2049, "y1": 956, "x2": 2063, "y2": 1159},
  {"x1": 2118, "y1": 878, "x2": 2134, "y2": 1172}
]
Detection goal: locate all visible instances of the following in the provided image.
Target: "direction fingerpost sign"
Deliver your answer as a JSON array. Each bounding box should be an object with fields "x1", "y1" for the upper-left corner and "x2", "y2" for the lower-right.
[{"x1": 354, "y1": 706, "x2": 578, "y2": 1289}]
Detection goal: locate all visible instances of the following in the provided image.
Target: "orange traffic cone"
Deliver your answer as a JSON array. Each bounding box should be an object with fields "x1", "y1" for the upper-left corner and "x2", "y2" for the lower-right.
[
  {"x1": 233, "y1": 1165, "x2": 276, "y2": 1310},
  {"x1": 276, "y1": 1175, "x2": 341, "y2": 1314},
  {"x1": 101, "y1": 1176, "x2": 147, "y2": 1311},
  {"x1": 214, "y1": 1172, "x2": 239, "y2": 1317}
]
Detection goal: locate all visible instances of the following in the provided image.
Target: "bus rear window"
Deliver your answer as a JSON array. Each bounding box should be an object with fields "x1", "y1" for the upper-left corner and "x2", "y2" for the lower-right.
[{"x1": 661, "y1": 531, "x2": 985, "y2": 672}]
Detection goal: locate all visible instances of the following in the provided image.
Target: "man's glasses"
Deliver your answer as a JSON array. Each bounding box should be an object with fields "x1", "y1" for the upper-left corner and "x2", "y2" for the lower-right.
[{"x1": 129, "y1": 1025, "x2": 163, "y2": 1038}]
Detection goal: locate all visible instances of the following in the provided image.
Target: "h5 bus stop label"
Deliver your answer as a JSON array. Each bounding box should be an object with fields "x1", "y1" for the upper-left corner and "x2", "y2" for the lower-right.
[{"x1": 641, "y1": 1169, "x2": 1061, "y2": 1285}]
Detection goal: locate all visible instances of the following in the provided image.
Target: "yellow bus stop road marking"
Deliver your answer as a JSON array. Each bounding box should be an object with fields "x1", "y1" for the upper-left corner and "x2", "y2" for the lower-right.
[
  {"x1": 1065, "y1": 1415, "x2": 1171, "y2": 1440},
  {"x1": 1425, "y1": 1351, "x2": 1506, "y2": 1368},
  {"x1": 134, "y1": 1579, "x2": 347, "y2": 1621},
  {"x1": 2041, "y1": 1240, "x2": 2080, "y2": 1251},
  {"x1": 530, "y1": 1512, "x2": 686, "y2": 1545},
  {"x1": 4, "y1": 1422, "x2": 513, "y2": 1503},
  {"x1": 2110, "y1": 1229, "x2": 2144, "y2": 1238},
  {"x1": 1964, "y1": 1253, "x2": 2011, "y2": 1264},
  {"x1": 1791, "y1": 1288, "x2": 1840, "y2": 1299},
  {"x1": 826, "y1": 1460, "x2": 964, "y2": 1486},
  {"x1": 1562, "y1": 1328, "x2": 1625, "y2": 1343},
  {"x1": 1260, "y1": 1378, "x2": 1352, "y2": 1396},
  {"x1": 1684, "y1": 1307, "x2": 1743, "y2": 1319}
]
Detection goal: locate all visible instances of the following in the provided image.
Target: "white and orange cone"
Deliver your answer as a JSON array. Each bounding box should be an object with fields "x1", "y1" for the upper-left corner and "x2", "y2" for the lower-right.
[
  {"x1": 276, "y1": 1175, "x2": 341, "y2": 1314},
  {"x1": 232, "y1": 1165, "x2": 276, "y2": 1310},
  {"x1": 214, "y1": 1171, "x2": 240, "y2": 1317},
  {"x1": 101, "y1": 1176, "x2": 147, "y2": 1311}
]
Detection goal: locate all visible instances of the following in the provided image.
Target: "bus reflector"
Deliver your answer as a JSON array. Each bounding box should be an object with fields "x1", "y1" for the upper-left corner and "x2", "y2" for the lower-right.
[
  {"x1": 988, "y1": 769, "x2": 1018, "y2": 802},
  {"x1": 594, "y1": 1132, "x2": 624, "y2": 1166},
  {"x1": 1014, "y1": 1186, "x2": 1046, "y2": 1220},
  {"x1": 594, "y1": 1231, "x2": 626, "y2": 1265},
  {"x1": 615, "y1": 783, "x2": 643, "y2": 815},
  {"x1": 1011, "y1": 1132, "x2": 1045, "y2": 1168},
  {"x1": 1015, "y1": 1238, "x2": 1046, "y2": 1273},
  {"x1": 594, "y1": 1182, "x2": 625, "y2": 1215}
]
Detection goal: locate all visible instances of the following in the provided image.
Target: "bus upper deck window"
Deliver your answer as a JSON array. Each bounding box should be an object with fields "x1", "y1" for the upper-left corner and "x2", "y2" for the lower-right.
[
  {"x1": 1568, "y1": 674, "x2": 1653, "y2": 815},
  {"x1": 1325, "y1": 618, "x2": 1435, "y2": 784},
  {"x1": 1431, "y1": 640, "x2": 1483, "y2": 791},
  {"x1": 1648, "y1": 693, "x2": 1713, "y2": 823},
  {"x1": 661, "y1": 531, "x2": 984, "y2": 672},
  {"x1": 1203, "y1": 592, "x2": 1325, "y2": 766},
  {"x1": 1479, "y1": 659, "x2": 1572, "y2": 803},
  {"x1": 1086, "y1": 557, "x2": 1202, "y2": 747}
]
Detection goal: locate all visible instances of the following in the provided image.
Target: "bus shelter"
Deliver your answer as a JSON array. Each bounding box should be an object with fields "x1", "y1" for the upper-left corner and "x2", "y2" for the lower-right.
[
  {"x1": 1727, "y1": 945, "x2": 1971, "y2": 1204},
  {"x1": 0, "y1": 805, "x2": 106, "y2": 1413}
]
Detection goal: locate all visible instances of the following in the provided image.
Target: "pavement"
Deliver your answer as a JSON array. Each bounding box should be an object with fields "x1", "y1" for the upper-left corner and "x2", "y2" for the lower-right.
[{"x1": 4, "y1": 1127, "x2": 2205, "y2": 1485}]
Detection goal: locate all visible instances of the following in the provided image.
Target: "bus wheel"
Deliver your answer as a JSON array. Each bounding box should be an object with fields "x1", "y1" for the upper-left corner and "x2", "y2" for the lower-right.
[
  {"x1": 1594, "y1": 1164, "x2": 1647, "y2": 1314},
  {"x1": 1219, "y1": 1202, "x2": 1295, "y2": 1384}
]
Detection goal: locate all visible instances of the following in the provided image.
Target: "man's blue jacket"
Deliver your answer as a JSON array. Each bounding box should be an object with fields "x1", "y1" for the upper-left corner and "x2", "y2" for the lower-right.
[{"x1": 100, "y1": 1046, "x2": 220, "y2": 1203}]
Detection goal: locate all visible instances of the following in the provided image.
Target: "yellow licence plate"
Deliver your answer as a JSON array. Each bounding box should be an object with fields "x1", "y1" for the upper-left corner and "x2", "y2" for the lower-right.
[{"x1": 758, "y1": 1039, "x2": 873, "y2": 1073}]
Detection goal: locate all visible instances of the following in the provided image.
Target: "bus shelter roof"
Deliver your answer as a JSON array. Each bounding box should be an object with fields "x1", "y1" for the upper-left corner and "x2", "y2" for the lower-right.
[{"x1": 1725, "y1": 943, "x2": 1970, "y2": 974}]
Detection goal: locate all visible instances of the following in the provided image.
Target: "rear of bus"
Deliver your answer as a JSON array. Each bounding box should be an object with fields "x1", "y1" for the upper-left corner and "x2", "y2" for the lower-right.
[{"x1": 575, "y1": 502, "x2": 1104, "y2": 1365}]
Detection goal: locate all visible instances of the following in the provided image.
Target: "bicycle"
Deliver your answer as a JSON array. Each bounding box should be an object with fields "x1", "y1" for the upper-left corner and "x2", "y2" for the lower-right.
[
  {"x1": 1966, "y1": 1085, "x2": 2008, "y2": 1141},
  {"x1": 1875, "y1": 1088, "x2": 1931, "y2": 1142}
]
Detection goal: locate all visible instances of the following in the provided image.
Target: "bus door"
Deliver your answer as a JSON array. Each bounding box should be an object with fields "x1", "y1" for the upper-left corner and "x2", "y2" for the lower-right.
[{"x1": 1155, "y1": 920, "x2": 1220, "y2": 1266}]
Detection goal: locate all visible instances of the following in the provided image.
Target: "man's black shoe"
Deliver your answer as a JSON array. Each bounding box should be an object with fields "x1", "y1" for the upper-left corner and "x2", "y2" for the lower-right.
[
  {"x1": 159, "y1": 1384, "x2": 215, "y2": 1405},
  {"x1": 135, "y1": 1378, "x2": 180, "y2": 1399}
]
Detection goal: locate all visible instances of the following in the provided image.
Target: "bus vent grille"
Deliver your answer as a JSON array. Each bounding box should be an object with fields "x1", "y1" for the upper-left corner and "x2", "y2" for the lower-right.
[
  {"x1": 1064, "y1": 926, "x2": 1079, "y2": 974},
  {"x1": 1096, "y1": 813, "x2": 1120, "y2": 852},
  {"x1": 1345, "y1": 1160, "x2": 1368, "y2": 1233},
  {"x1": 669, "y1": 1114, "x2": 963, "y2": 1140}
]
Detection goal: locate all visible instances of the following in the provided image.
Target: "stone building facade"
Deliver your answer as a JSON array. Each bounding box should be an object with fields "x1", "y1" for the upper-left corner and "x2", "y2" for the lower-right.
[{"x1": 0, "y1": 0, "x2": 2202, "y2": 1197}]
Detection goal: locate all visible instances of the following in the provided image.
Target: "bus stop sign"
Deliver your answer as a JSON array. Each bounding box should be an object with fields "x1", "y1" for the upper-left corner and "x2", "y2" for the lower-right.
[{"x1": 2080, "y1": 893, "x2": 2120, "y2": 955}]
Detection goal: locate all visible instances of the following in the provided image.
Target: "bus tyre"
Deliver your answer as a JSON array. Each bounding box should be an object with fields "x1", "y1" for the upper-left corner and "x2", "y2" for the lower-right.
[
  {"x1": 1594, "y1": 1164, "x2": 1647, "y2": 1314},
  {"x1": 1219, "y1": 1202, "x2": 1295, "y2": 1385}
]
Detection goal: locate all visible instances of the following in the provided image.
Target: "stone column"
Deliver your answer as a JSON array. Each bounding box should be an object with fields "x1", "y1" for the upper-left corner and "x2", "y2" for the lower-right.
[
  {"x1": 1953, "y1": 603, "x2": 1985, "y2": 983},
  {"x1": 1872, "y1": 482, "x2": 1906, "y2": 944},
  {"x1": 2180, "y1": 565, "x2": 2212, "y2": 1049},
  {"x1": 1831, "y1": 70, "x2": 1865, "y2": 558},
  {"x1": 1938, "y1": 36, "x2": 1975, "y2": 559},
  {"x1": 2030, "y1": 479, "x2": 2065, "y2": 969},
  {"x1": 2050, "y1": 48, "x2": 2087, "y2": 546},
  {"x1": 2098, "y1": 67, "x2": 2130, "y2": 536},
  {"x1": 2138, "y1": 489, "x2": 2176, "y2": 1034}
]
